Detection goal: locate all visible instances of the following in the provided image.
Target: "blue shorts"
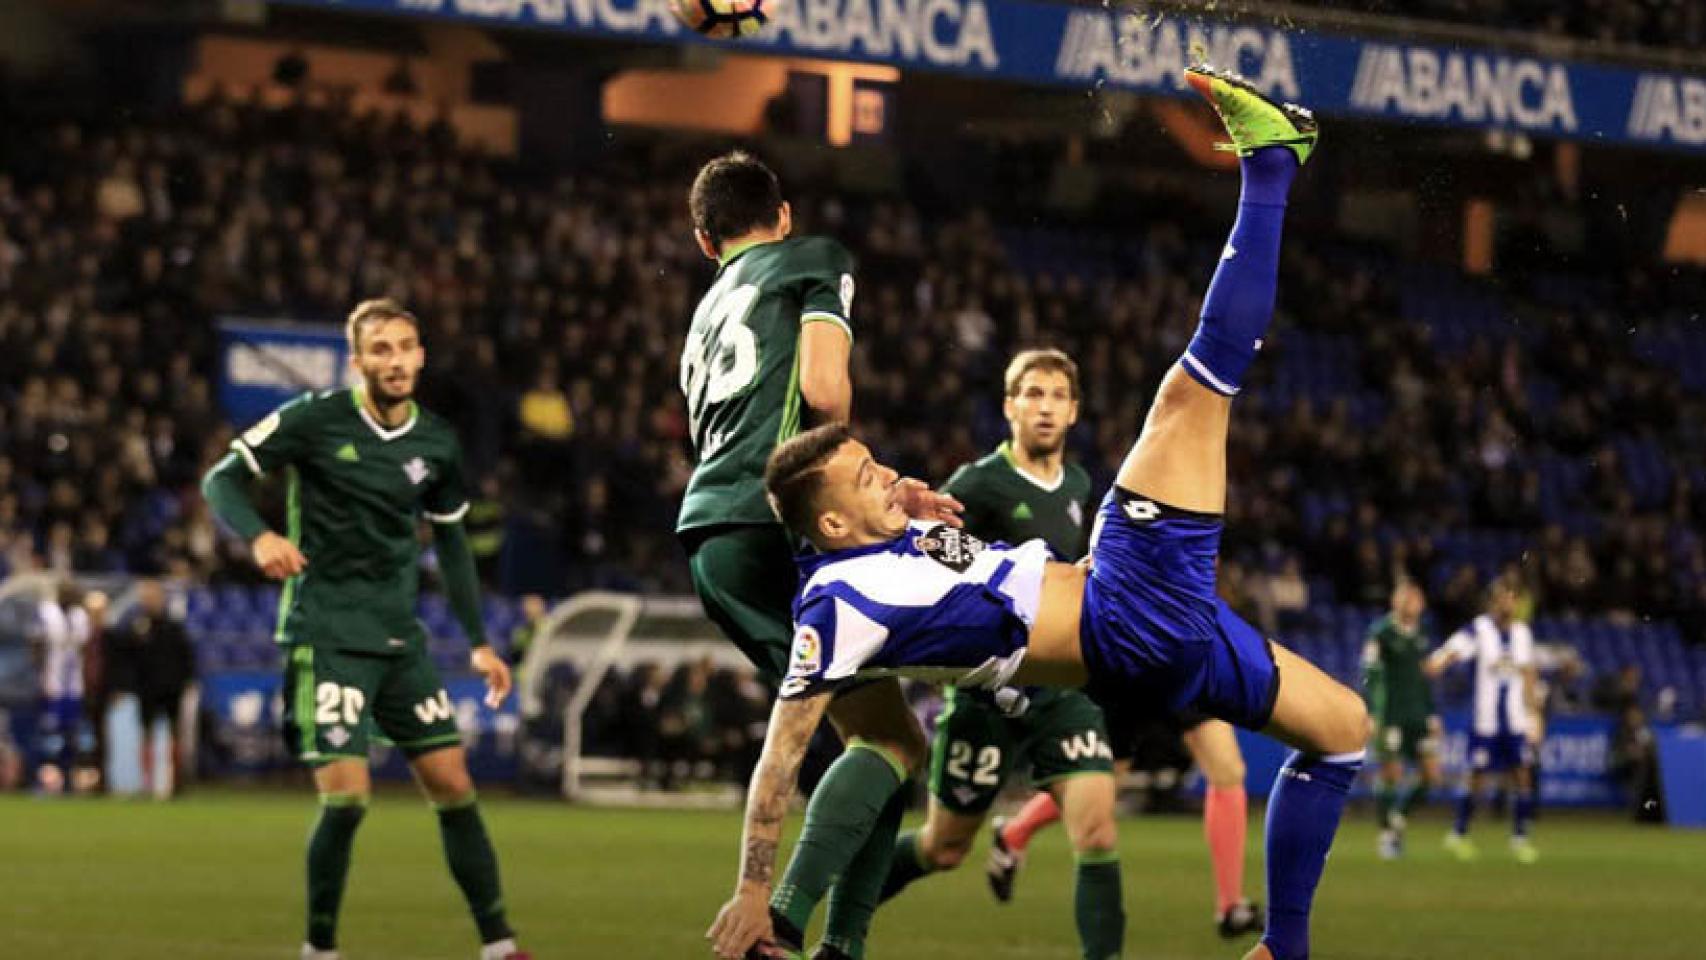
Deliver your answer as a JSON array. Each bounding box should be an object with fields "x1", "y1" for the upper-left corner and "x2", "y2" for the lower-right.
[
  {"x1": 1468, "y1": 733, "x2": 1533, "y2": 772},
  {"x1": 1079, "y1": 488, "x2": 1279, "y2": 731}
]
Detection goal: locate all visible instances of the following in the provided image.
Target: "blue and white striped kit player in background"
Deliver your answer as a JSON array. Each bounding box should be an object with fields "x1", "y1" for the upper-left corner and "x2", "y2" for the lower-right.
[
  {"x1": 708, "y1": 66, "x2": 1368, "y2": 960},
  {"x1": 1425, "y1": 576, "x2": 1543, "y2": 864}
]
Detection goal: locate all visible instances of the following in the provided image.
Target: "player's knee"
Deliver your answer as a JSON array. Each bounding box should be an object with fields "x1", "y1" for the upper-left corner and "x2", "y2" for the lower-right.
[
  {"x1": 926, "y1": 834, "x2": 972, "y2": 871},
  {"x1": 319, "y1": 789, "x2": 370, "y2": 809},
  {"x1": 421, "y1": 770, "x2": 475, "y2": 805},
  {"x1": 1336, "y1": 697, "x2": 1371, "y2": 755},
  {"x1": 1320, "y1": 689, "x2": 1369, "y2": 756},
  {"x1": 872, "y1": 728, "x2": 928, "y2": 777},
  {"x1": 1206, "y1": 756, "x2": 1246, "y2": 788},
  {"x1": 1150, "y1": 367, "x2": 1202, "y2": 420},
  {"x1": 1068, "y1": 817, "x2": 1119, "y2": 857}
]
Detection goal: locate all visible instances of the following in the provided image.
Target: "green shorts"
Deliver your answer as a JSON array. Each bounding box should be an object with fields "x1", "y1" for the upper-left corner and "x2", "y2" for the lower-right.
[
  {"x1": 928, "y1": 687, "x2": 1114, "y2": 815},
  {"x1": 1373, "y1": 718, "x2": 1439, "y2": 764},
  {"x1": 281, "y1": 644, "x2": 461, "y2": 766},
  {"x1": 685, "y1": 523, "x2": 800, "y2": 684}
]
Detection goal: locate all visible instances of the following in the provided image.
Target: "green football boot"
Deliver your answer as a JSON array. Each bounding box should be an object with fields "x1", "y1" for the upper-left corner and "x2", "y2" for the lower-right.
[{"x1": 1184, "y1": 63, "x2": 1320, "y2": 166}]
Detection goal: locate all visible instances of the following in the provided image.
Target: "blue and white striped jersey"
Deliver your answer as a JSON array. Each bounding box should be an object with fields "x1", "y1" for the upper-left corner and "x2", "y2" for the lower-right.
[
  {"x1": 777, "y1": 521, "x2": 1054, "y2": 699},
  {"x1": 1441, "y1": 614, "x2": 1535, "y2": 737}
]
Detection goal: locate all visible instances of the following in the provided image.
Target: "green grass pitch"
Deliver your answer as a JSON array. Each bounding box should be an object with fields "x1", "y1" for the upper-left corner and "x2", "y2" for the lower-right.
[{"x1": 3, "y1": 791, "x2": 1702, "y2": 958}]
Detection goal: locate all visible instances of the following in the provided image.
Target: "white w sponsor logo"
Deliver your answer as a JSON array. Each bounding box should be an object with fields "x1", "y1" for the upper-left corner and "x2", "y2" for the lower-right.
[
  {"x1": 413, "y1": 691, "x2": 454, "y2": 725},
  {"x1": 1060, "y1": 731, "x2": 1111, "y2": 762}
]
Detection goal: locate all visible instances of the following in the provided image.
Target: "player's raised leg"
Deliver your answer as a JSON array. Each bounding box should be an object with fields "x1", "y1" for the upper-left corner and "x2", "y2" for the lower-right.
[{"x1": 1113, "y1": 67, "x2": 1315, "y2": 511}]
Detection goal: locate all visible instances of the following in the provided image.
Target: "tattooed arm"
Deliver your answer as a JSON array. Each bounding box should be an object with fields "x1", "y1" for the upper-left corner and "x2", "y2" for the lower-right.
[{"x1": 706, "y1": 691, "x2": 833, "y2": 959}]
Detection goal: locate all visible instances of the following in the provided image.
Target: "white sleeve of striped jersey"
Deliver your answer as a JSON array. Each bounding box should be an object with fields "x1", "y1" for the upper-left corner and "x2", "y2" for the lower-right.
[{"x1": 778, "y1": 593, "x2": 889, "y2": 699}]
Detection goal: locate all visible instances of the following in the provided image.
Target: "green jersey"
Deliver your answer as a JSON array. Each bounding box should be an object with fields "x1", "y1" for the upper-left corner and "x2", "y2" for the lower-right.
[
  {"x1": 941, "y1": 443, "x2": 1093, "y2": 560},
  {"x1": 941, "y1": 443, "x2": 1094, "y2": 712},
  {"x1": 677, "y1": 236, "x2": 856, "y2": 533},
  {"x1": 1363, "y1": 614, "x2": 1434, "y2": 725},
  {"x1": 230, "y1": 389, "x2": 469, "y2": 655}
]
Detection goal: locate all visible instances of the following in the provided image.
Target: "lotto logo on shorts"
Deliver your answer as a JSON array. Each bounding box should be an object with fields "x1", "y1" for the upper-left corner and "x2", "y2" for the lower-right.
[{"x1": 1122, "y1": 498, "x2": 1161, "y2": 522}]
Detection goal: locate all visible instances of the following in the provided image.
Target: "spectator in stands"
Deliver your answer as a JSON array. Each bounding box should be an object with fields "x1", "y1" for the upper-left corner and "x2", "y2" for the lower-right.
[
  {"x1": 1610, "y1": 701, "x2": 1662, "y2": 823},
  {"x1": 133, "y1": 579, "x2": 195, "y2": 800},
  {"x1": 508, "y1": 594, "x2": 547, "y2": 668}
]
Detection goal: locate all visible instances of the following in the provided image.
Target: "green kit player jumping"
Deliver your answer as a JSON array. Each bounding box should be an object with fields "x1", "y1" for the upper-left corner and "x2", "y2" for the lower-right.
[
  {"x1": 680, "y1": 152, "x2": 959, "y2": 960},
  {"x1": 1361, "y1": 578, "x2": 1441, "y2": 860},
  {"x1": 876, "y1": 349, "x2": 1128, "y2": 960},
  {"x1": 202, "y1": 299, "x2": 529, "y2": 960}
]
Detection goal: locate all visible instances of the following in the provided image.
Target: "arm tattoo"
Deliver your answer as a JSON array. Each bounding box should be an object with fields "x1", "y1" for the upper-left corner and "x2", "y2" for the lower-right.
[
  {"x1": 742, "y1": 838, "x2": 778, "y2": 886},
  {"x1": 735, "y1": 694, "x2": 830, "y2": 888}
]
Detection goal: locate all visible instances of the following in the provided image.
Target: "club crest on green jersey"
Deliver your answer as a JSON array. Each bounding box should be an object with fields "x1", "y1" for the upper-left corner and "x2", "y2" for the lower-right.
[{"x1": 403, "y1": 457, "x2": 430, "y2": 486}]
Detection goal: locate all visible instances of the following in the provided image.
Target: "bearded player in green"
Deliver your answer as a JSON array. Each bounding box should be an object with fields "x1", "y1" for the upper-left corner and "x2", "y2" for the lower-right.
[
  {"x1": 202, "y1": 300, "x2": 529, "y2": 960},
  {"x1": 1361, "y1": 578, "x2": 1441, "y2": 860},
  {"x1": 682, "y1": 152, "x2": 960, "y2": 960},
  {"x1": 875, "y1": 349, "x2": 1127, "y2": 960}
]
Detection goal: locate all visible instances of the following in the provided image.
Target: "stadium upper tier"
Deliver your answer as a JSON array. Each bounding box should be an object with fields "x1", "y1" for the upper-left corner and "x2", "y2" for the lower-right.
[
  {"x1": 1264, "y1": 0, "x2": 1705, "y2": 54},
  {"x1": 0, "y1": 94, "x2": 1700, "y2": 694}
]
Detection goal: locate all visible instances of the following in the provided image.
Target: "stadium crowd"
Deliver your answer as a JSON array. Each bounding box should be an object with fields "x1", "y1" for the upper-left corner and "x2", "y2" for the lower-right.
[
  {"x1": 1289, "y1": 0, "x2": 1706, "y2": 51},
  {"x1": 0, "y1": 92, "x2": 1701, "y2": 663}
]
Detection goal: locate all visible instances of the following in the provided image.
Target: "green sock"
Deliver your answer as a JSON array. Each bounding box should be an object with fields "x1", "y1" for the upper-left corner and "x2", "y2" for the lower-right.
[
  {"x1": 306, "y1": 794, "x2": 366, "y2": 950},
  {"x1": 822, "y1": 789, "x2": 907, "y2": 958},
  {"x1": 1398, "y1": 780, "x2": 1428, "y2": 818},
  {"x1": 772, "y1": 742, "x2": 905, "y2": 936},
  {"x1": 878, "y1": 830, "x2": 936, "y2": 903},
  {"x1": 436, "y1": 797, "x2": 514, "y2": 944},
  {"x1": 1375, "y1": 780, "x2": 1396, "y2": 827},
  {"x1": 1074, "y1": 854, "x2": 1125, "y2": 960}
]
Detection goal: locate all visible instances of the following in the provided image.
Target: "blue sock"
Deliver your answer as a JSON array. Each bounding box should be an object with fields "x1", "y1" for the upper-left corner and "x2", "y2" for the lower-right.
[
  {"x1": 1454, "y1": 789, "x2": 1475, "y2": 836},
  {"x1": 1261, "y1": 750, "x2": 1362, "y2": 960},
  {"x1": 1513, "y1": 792, "x2": 1536, "y2": 838},
  {"x1": 1182, "y1": 147, "x2": 1299, "y2": 396}
]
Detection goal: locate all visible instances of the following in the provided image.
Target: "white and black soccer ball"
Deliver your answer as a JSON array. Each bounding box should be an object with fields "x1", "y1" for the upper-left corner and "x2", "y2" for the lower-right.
[{"x1": 669, "y1": 0, "x2": 770, "y2": 38}]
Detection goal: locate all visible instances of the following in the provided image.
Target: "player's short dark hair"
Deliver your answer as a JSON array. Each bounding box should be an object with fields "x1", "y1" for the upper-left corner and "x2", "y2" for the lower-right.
[
  {"x1": 1004, "y1": 348, "x2": 1080, "y2": 400},
  {"x1": 765, "y1": 423, "x2": 854, "y2": 541},
  {"x1": 346, "y1": 298, "x2": 419, "y2": 352},
  {"x1": 689, "y1": 151, "x2": 784, "y2": 252}
]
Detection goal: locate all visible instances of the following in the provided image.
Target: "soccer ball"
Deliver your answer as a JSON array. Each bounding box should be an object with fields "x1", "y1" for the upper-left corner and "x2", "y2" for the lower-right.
[{"x1": 669, "y1": 0, "x2": 770, "y2": 38}]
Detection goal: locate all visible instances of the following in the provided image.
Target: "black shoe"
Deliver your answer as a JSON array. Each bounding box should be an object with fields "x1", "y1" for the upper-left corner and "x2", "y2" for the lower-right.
[
  {"x1": 1217, "y1": 899, "x2": 1265, "y2": 939},
  {"x1": 810, "y1": 946, "x2": 854, "y2": 960},
  {"x1": 985, "y1": 817, "x2": 1023, "y2": 904}
]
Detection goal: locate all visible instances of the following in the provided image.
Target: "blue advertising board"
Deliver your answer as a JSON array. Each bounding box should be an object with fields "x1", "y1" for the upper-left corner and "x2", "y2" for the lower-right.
[
  {"x1": 217, "y1": 319, "x2": 349, "y2": 427},
  {"x1": 279, "y1": 0, "x2": 1706, "y2": 153},
  {"x1": 1656, "y1": 726, "x2": 1706, "y2": 828},
  {"x1": 201, "y1": 669, "x2": 521, "y2": 780},
  {"x1": 1231, "y1": 710, "x2": 1620, "y2": 807}
]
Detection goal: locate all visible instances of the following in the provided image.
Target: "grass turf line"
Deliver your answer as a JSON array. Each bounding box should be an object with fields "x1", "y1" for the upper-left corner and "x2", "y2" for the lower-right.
[{"x1": 2, "y1": 792, "x2": 1702, "y2": 958}]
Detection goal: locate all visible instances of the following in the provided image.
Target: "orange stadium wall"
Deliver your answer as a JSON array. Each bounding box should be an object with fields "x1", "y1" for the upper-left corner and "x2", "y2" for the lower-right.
[
  {"x1": 604, "y1": 54, "x2": 898, "y2": 144},
  {"x1": 183, "y1": 34, "x2": 519, "y2": 157}
]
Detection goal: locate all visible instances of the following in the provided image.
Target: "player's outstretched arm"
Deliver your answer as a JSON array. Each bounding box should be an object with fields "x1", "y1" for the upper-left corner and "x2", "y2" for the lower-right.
[
  {"x1": 201, "y1": 453, "x2": 307, "y2": 580},
  {"x1": 1422, "y1": 628, "x2": 1471, "y2": 679},
  {"x1": 708, "y1": 691, "x2": 832, "y2": 959}
]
